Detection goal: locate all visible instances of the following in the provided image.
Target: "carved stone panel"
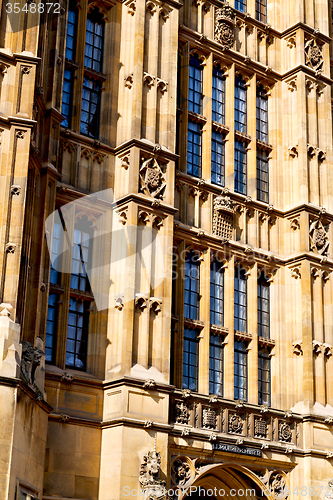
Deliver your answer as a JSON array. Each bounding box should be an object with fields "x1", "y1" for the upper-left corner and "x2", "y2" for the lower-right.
[
  {"x1": 202, "y1": 407, "x2": 217, "y2": 429},
  {"x1": 228, "y1": 413, "x2": 243, "y2": 434},
  {"x1": 139, "y1": 157, "x2": 166, "y2": 199},
  {"x1": 309, "y1": 218, "x2": 329, "y2": 255},
  {"x1": 175, "y1": 400, "x2": 190, "y2": 424},
  {"x1": 305, "y1": 38, "x2": 323, "y2": 72},
  {"x1": 212, "y1": 195, "x2": 235, "y2": 240},
  {"x1": 254, "y1": 418, "x2": 267, "y2": 438},
  {"x1": 278, "y1": 422, "x2": 292, "y2": 442},
  {"x1": 214, "y1": 3, "x2": 235, "y2": 49}
]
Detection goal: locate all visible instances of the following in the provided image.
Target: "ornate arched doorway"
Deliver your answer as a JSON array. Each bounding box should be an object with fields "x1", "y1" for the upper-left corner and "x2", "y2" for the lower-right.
[{"x1": 171, "y1": 457, "x2": 288, "y2": 500}]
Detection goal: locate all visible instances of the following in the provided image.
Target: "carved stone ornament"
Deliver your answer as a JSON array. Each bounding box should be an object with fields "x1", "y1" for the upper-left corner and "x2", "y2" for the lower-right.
[
  {"x1": 171, "y1": 456, "x2": 193, "y2": 487},
  {"x1": 278, "y1": 422, "x2": 292, "y2": 442},
  {"x1": 309, "y1": 218, "x2": 329, "y2": 255},
  {"x1": 20, "y1": 341, "x2": 43, "y2": 386},
  {"x1": 269, "y1": 471, "x2": 287, "y2": 500},
  {"x1": 254, "y1": 418, "x2": 267, "y2": 438},
  {"x1": 202, "y1": 407, "x2": 217, "y2": 429},
  {"x1": 214, "y1": 2, "x2": 235, "y2": 49},
  {"x1": 139, "y1": 447, "x2": 166, "y2": 498},
  {"x1": 305, "y1": 38, "x2": 323, "y2": 72},
  {"x1": 139, "y1": 157, "x2": 166, "y2": 199},
  {"x1": 228, "y1": 413, "x2": 243, "y2": 434},
  {"x1": 61, "y1": 371, "x2": 74, "y2": 382},
  {"x1": 11, "y1": 185, "x2": 21, "y2": 196},
  {"x1": 325, "y1": 479, "x2": 333, "y2": 498},
  {"x1": 5, "y1": 243, "x2": 16, "y2": 254},
  {"x1": 175, "y1": 400, "x2": 190, "y2": 424},
  {"x1": 213, "y1": 195, "x2": 235, "y2": 240},
  {"x1": 143, "y1": 379, "x2": 156, "y2": 389}
]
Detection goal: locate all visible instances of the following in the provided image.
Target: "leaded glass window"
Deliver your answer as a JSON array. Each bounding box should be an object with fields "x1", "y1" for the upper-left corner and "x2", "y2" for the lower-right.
[
  {"x1": 183, "y1": 328, "x2": 199, "y2": 391},
  {"x1": 209, "y1": 334, "x2": 224, "y2": 396},
  {"x1": 234, "y1": 266, "x2": 247, "y2": 332},
  {"x1": 234, "y1": 340, "x2": 248, "y2": 400}
]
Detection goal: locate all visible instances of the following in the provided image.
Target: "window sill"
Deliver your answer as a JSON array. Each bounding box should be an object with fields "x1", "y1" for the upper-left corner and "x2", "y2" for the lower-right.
[
  {"x1": 212, "y1": 121, "x2": 230, "y2": 134},
  {"x1": 210, "y1": 324, "x2": 229, "y2": 336},
  {"x1": 234, "y1": 330, "x2": 253, "y2": 342},
  {"x1": 235, "y1": 130, "x2": 251, "y2": 143},
  {"x1": 256, "y1": 139, "x2": 273, "y2": 151},
  {"x1": 184, "y1": 317, "x2": 204, "y2": 331},
  {"x1": 188, "y1": 110, "x2": 207, "y2": 124},
  {"x1": 84, "y1": 66, "x2": 106, "y2": 81},
  {"x1": 258, "y1": 336, "x2": 276, "y2": 347}
]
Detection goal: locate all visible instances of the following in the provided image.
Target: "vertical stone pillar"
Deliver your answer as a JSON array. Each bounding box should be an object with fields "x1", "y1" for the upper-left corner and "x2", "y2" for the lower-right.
[
  {"x1": 311, "y1": 268, "x2": 325, "y2": 405},
  {"x1": 301, "y1": 260, "x2": 314, "y2": 408}
]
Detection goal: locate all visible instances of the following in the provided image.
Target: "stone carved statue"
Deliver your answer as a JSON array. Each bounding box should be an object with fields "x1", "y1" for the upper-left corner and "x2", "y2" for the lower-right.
[
  {"x1": 139, "y1": 445, "x2": 166, "y2": 500},
  {"x1": 20, "y1": 341, "x2": 43, "y2": 386}
]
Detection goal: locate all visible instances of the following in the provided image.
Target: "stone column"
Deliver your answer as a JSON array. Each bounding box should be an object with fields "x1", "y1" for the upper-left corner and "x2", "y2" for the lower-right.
[{"x1": 301, "y1": 260, "x2": 314, "y2": 409}]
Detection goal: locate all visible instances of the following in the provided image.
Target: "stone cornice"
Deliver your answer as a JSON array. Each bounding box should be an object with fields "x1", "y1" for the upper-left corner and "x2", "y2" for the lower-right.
[
  {"x1": 115, "y1": 138, "x2": 179, "y2": 162},
  {"x1": 103, "y1": 376, "x2": 176, "y2": 393},
  {"x1": 115, "y1": 193, "x2": 178, "y2": 216}
]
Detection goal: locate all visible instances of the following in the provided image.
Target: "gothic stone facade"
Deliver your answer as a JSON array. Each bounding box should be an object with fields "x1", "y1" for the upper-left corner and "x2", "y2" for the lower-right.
[{"x1": 0, "y1": 0, "x2": 333, "y2": 499}]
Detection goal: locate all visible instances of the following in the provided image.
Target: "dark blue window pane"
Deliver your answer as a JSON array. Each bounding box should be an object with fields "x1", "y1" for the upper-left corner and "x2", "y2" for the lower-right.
[
  {"x1": 70, "y1": 228, "x2": 91, "y2": 292},
  {"x1": 65, "y1": 298, "x2": 89, "y2": 370},
  {"x1": 84, "y1": 9, "x2": 104, "y2": 72},
  {"x1": 50, "y1": 222, "x2": 61, "y2": 285},
  {"x1": 234, "y1": 266, "x2": 247, "y2": 332},
  {"x1": 210, "y1": 260, "x2": 224, "y2": 326},
  {"x1": 183, "y1": 329, "x2": 199, "y2": 391},
  {"x1": 65, "y1": 7, "x2": 77, "y2": 60},
  {"x1": 45, "y1": 294, "x2": 57, "y2": 363},
  {"x1": 61, "y1": 70, "x2": 73, "y2": 128},
  {"x1": 80, "y1": 78, "x2": 101, "y2": 138},
  {"x1": 235, "y1": 0, "x2": 246, "y2": 12},
  {"x1": 234, "y1": 140, "x2": 247, "y2": 194},
  {"x1": 258, "y1": 348, "x2": 270, "y2": 405},
  {"x1": 187, "y1": 121, "x2": 202, "y2": 177},
  {"x1": 256, "y1": 0, "x2": 267, "y2": 22},
  {"x1": 211, "y1": 132, "x2": 225, "y2": 186},
  {"x1": 188, "y1": 54, "x2": 203, "y2": 114},
  {"x1": 257, "y1": 150, "x2": 269, "y2": 203},
  {"x1": 184, "y1": 252, "x2": 200, "y2": 320},
  {"x1": 256, "y1": 85, "x2": 268, "y2": 142},
  {"x1": 258, "y1": 272, "x2": 270, "y2": 339},
  {"x1": 212, "y1": 65, "x2": 225, "y2": 124},
  {"x1": 234, "y1": 340, "x2": 247, "y2": 400},
  {"x1": 209, "y1": 334, "x2": 224, "y2": 396},
  {"x1": 235, "y1": 76, "x2": 247, "y2": 133}
]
